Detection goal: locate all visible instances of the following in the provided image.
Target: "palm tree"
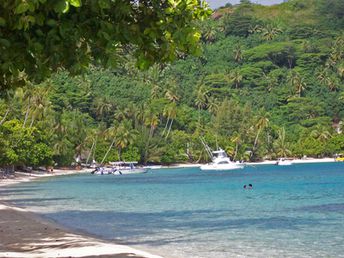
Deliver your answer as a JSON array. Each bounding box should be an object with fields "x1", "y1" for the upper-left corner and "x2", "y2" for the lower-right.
[
  {"x1": 69, "y1": 110, "x2": 88, "y2": 161},
  {"x1": 248, "y1": 24, "x2": 261, "y2": 34},
  {"x1": 52, "y1": 114, "x2": 70, "y2": 160},
  {"x1": 194, "y1": 84, "x2": 209, "y2": 128},
  {"x1": 201, "y1": 22, "x2": 217, "y2": 43},
  {"x1": 194, "y1": 84, "x2": 208, "y2": 110},
  {"x1": 325, "y1": 76, "x2": 339, "y2": 91},
  {"x1": 288, "y1": 71, "x2": 306, "y2": 97},
  {"x1": 151, "y1": 84, "x2": 161, "y2": 99},
  {"x1": 338, "y1": 65, "x2": 344, "y2": 79},
  {"x1": 144, "y1": 110, "x2": 159, "y2": 138},
  {"x1": 230, "y1": 133, "x2": 242, "y2": 161},
  {"x1": 273, "y1": 127, "x2": 291, "y2": 158},
  {"x1": 263, "y1": 72, "x2": 278, "y2": 92},
  {"x1": 114, "y1": 108, "x2": 129, "y2": 122},
  {"x1": 162, "y1": 84, "x2": 179, "y2": 138},
  {"x1": 164, "y1": 103, "x2": 177, "y2": 138},
  {"x1": 229, "y1": 70, "x2": 243, "y2": 88},
  {"x1": 94, "y1": 96, "x2": 115, "y2": 120},
  {"x1": 207, "y1": 96, "x2": 218, "y2": 114},
  {"x1": 260, "y1": 24, "x2": 282, "y2": 41},
  {"x1": 233, "y1": 44, "x2": 243, "y2": 63},
  {"x1": 316, "y1": 68, "x2": 329, "y2": 84},
  {"x1": 316, "y1": 68, "x2": 339, "y2": 91},
  {"x1": 253, "y1": 112, "x2": 270, "y2": 152},
  {"x1": 102, "y1": 120, "x2": 137, "y2": 163},
  {"x1": 15, "y1": 86, "x2": 33, "y2": 127},
  {"x1": 0, "y1": 89, "x2": 16, "y2": 125},
  {"x1": 310, "y1": 125, "x2": 332, "y2": 143},
  {"x1": 114, "y1": 120, "x2": 137, "y2": 160},
  {"x1": 29, "y1": 86, "x2": 51, "y2": 127},
  {"x1": 165, "y1": 88, "x2": 179, "y2": 103},
  {"x1": 325, "y1": 36, "x2": 344, "y2": 68}
]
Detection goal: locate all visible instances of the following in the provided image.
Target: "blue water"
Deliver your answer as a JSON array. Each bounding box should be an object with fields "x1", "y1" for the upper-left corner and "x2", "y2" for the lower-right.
[{"x1": 2, "y1": 163, "x2": 344, "y2": 258}]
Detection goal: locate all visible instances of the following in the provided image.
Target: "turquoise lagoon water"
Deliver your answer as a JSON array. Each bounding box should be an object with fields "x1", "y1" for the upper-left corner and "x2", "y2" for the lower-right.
[{"x1": 1, "y1": 163, "x2": 344, "y2": 258}]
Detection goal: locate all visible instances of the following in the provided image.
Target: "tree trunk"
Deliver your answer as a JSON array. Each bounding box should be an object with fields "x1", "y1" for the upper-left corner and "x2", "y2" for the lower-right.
[
  {"x1": 0, "y1": 109, "x2": 9, "y2": 125},
  {"x1": 234, "y1": 143, "x2": 239, "y2": 161},
  {"x1": 29, "y1": 115, "x2": 35, "y2": 128},
  {"x1": 162, "y1": 117, "x2": 170, "y2": 136},
  {"x1": 23, "y1": 102, "x2": 30, "y2": 127},
  {"x1": 253, "y1": 128, "x2": 261, "y2": 151},
  {"x1": 165, "y1": 119, "x2": 174, "y2": 138}
]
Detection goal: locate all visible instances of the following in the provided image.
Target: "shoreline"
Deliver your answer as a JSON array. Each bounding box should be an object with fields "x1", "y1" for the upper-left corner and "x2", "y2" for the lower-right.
[
  {"x1": 165, "y1": 157, "x2": 338, "y2": 168},
  {"x1": 0, "y1": 169, "x2": 163, "y2": 258},
  {"x1": 248, "y1": 157, "x2": 336, "y2": 165}
]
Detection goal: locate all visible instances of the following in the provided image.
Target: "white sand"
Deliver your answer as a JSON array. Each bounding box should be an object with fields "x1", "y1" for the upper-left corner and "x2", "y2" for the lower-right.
[{"x1": 249, "y1": 157, "x2": 336, "y2": 166}]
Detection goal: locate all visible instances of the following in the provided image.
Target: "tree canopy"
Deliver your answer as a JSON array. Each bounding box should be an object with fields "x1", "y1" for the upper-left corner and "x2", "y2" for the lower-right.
[{"x1": 0, "y1": 0, "x2": 211, "y2": 91}]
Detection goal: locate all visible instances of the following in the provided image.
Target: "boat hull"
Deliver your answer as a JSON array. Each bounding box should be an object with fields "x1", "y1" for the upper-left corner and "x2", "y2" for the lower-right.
[
  {"x1": 200, "y1": 164, "x2": 244, "y2": 171},
  {"x1": 113, "y1": 168, "x2": 148, "y2": 175},
  {"x1": 276, "y1": 162, "x2": 293, "y2": 166}
]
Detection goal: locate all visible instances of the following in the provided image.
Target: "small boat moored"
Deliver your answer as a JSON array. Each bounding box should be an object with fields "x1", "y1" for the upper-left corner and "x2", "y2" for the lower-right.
[
  {"x1": 276, "y1": 158, "x2": 293, "y2": 166},
  {"x1": 91, "y1": 161, "x2": 148, "y2": 175}
]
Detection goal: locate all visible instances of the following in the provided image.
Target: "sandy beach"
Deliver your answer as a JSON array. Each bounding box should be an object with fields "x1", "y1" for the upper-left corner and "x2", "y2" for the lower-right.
[
  {"x1": 0, "y1": 170, "x2": 162, "y2": 258},
  {"x1": 170, "y1": 157, "x2": 337, "y2": 167},
  {"x1": 248, "y1": 157, "x2": 336, "y2": 165}
]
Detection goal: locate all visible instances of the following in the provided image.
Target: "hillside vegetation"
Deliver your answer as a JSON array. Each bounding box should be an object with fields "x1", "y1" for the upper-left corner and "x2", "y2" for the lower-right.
[{"x1": 1, "y1": 0, "x2": 344, "y2": 168}]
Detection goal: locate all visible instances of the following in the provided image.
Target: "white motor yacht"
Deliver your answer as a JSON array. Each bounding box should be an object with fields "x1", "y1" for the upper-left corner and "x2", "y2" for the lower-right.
[{"x1": 200, "y1": 148, "x2": 244, "y2": 171}]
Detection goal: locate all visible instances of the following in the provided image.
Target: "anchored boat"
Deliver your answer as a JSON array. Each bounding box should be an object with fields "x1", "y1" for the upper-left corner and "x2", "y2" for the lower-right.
[
  {"x1": 199, "y1": 137, "x2": 244, "y2": 171},
  {"x1": 200, "y1": 148, "x2": 244, "y2": 171},
  {"x1": 91, "y1": 161, "x2": 147, "y2": 175}
]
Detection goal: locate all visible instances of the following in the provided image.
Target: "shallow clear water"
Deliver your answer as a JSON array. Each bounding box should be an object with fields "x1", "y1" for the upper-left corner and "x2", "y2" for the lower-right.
[{"x1": 2, "y1": 163, "x2": 344, "y2": 258}]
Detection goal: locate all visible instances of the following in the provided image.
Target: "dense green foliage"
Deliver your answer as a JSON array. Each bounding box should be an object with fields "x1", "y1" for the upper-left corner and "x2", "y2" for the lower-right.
[
  {"x1": 0, "y1": 0, "x2": 211, "y2": 92},
  {"x1": 1, "y1": 0, "x2": 344, "y2": 168}
]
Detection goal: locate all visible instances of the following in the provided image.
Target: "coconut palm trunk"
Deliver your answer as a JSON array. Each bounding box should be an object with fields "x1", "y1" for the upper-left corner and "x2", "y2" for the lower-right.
[
  {"x1": 162, "y1": 117, "x2": 170, "y2": 135},
  {"x1": 23, "y1": 103, "x2": 30, "y2": 127},
  {"x1": 253, "y1": 128, "x2": 261, "y2": 151},
  {"x1": 0, "y1": 109, "x2": 9, "y2": 125},
  {"x1": 29, "y1": 115, "x2": 35, "y2": 128},
  {"x1": 165, "y1": 119, "x2": 174, "y2": 138}
]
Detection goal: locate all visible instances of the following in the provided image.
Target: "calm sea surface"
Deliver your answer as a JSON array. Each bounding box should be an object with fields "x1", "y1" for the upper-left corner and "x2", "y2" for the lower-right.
[{"x1": 2, "y1": 163, "x2": 344, "y2": 258}]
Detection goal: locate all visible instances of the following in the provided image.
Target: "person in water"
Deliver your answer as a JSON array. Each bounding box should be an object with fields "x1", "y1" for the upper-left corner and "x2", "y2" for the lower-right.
[{"x1": 243, "y1": 184, "x2": 253, "y2": 189}]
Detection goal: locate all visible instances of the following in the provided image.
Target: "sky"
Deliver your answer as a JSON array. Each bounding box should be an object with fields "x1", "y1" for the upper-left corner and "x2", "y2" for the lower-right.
[{"x1": 206, "y1": 0, "x2": 285, "y2": 9}]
